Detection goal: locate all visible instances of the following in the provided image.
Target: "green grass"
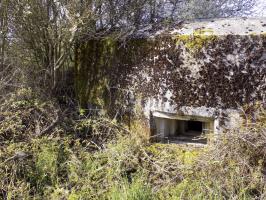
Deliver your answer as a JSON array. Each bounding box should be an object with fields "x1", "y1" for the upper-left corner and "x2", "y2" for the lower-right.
[{"x1": 0, "y1": 89, "x2": 265, "y2": 199}]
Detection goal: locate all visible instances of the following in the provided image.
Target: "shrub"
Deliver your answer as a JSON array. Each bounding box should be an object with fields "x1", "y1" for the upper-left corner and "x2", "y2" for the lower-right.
[
  {"x1": 0, "y1": 88, "x2": 61, "y2": 142},
  {"x1": 1, "y1": 89, "x2": 265, "y2": 199}
]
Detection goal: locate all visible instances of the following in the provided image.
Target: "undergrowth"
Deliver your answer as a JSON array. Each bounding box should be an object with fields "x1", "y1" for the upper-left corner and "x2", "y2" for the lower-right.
[{"x1": 0, "y1": 89, "x2": 265, "y2": 199}]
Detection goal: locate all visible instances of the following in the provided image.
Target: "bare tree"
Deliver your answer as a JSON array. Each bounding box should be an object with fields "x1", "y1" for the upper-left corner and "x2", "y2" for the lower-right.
[
  {"x1": 0, "y1": 0, "x2": 9, "y2": 69},
  {"x1": 0, "y1": 0, "x2": 257, "y2": 94},
  {"x1": 179, "y1": 0, "x2": 256, "y2": 19}
]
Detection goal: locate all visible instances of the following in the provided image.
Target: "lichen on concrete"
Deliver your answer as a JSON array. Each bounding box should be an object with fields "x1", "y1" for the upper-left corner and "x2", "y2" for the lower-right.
[
  {"x1": 175, "y1": 28, "x2": 218, "y2": 53},
  {"x1": 74, "y1": 17, "x2": 266, "y2": 133}
]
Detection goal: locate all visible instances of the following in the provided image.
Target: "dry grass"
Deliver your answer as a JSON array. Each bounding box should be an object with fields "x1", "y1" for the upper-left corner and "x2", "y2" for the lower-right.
[{"x1": 0, "y1": 89, "x2": 265, "y2": 199}]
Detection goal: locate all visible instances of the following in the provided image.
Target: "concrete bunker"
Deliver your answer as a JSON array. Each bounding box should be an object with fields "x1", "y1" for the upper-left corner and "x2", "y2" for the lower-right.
[
  {"x1": 152, "y1": 111, "x2": 214, "y2": 144},
  {"x1": 74, "y1": 18, "x2": 266, "y2": 145}
]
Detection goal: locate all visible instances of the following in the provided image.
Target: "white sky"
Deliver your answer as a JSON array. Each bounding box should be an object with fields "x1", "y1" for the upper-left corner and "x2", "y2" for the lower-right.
[{"x1": 254, "y1": 0, "x2": 266, "y2": 16}]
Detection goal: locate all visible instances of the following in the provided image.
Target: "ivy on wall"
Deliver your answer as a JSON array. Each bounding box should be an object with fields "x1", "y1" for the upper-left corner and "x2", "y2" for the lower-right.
[{"x1": 75, "y1": 34, "x2": 266, "y2": 112}]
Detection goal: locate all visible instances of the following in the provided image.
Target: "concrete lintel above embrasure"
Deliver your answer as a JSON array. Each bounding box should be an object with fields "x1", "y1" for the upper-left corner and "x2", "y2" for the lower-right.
[{"x1": 152, "y1": 110, "x2": 214, "y2": 122}]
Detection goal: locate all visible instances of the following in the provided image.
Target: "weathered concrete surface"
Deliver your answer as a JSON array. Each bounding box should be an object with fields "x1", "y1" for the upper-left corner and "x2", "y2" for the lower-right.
[
  {"x1": 75, "y1": 17, "x2": 266, "y2": 136},
  {"x1": 170, "y1": 17, "x2": 266, "y2": 35},
  {"x1": 139, "y1": 18, "x2": 265, "y2": 134}
]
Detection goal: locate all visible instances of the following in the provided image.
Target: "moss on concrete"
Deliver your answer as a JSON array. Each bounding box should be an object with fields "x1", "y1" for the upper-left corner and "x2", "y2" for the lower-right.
[
  {"x1": 175, "y1": 29, "x2": 218, "y2": 53},
  {"x1": 74, "y1": 38, "x2": 118, "y2": 108}
]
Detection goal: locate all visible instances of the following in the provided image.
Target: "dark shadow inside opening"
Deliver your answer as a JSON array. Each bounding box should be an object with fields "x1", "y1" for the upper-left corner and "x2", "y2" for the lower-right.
[{"x1": 187, "y1": 121, "x2": 203, "y2": 132}]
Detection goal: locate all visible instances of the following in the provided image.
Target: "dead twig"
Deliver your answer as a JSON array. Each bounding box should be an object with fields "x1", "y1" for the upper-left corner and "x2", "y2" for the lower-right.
[
  {"x1": 36, "y1": 109, "x2": 68, "y2": 136},
  {"x1": 3, "y1": 152, "x2": 29, "y2": 164}
]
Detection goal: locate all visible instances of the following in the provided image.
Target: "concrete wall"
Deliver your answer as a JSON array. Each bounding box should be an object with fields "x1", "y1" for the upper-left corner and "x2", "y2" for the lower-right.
[
  {"x1": 129, "y1": 18, "x2": 265, "y2": 133},
  {"x1": 75, "y1": 17, "x2": 266, "y2": 134}
]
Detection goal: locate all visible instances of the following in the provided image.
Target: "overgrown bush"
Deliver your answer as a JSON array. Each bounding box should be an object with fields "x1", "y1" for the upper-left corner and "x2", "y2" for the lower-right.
[
  {"x1": 185, "y1": 107, "x2": 266, "y2": 199},
  {"x1": 74, "y1": 117, "x2": 129, "y2": 150},
  {"x1": 0, "y1": 89, "x2": 265, "y2": 199},
  {"x1": 0, "y1": 88, "x2": 62, "y2": 142}
]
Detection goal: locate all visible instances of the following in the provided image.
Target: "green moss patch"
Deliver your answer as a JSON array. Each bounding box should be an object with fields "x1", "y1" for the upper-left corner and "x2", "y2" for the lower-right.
[{"x1": 175, "y1": 29, "x2": 218, "y2": 53}]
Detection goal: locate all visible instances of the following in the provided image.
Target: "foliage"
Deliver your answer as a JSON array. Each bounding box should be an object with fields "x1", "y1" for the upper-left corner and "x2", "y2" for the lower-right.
[
  {"x1": 180, "y1": 0, "x2": 256, "y2": 19},
  {"x1": 0, "y1": 88, "x2": 61, "y2": 143},
  {"x1": 0, "y1": 0, "x2": 258, "y2": 93},
  {"x1": 74, "y1": 116, "x2": 128, "y2": 150},
  {"x1": 0, "y1": 0, "x2": 264, "y2": 199},
  {"x1": 188, "y1": 107, "x2": 266, "y2": 199},
  {"x1": 0, "y1": 90, "x2": 265, "y2": 199}
]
